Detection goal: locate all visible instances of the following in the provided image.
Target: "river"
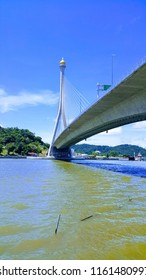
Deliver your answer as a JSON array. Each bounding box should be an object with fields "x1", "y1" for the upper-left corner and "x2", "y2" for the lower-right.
[{"x1": 0, "y1": 158, "x2": 146, "y2": 260}]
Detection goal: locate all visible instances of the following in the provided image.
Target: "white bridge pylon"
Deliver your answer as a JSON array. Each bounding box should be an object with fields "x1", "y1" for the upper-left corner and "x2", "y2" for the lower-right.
[
  {"x1": 48, "y1": 58, "x2": 67, "y2": 156},
  {"x1": 48, "y1": 58, "x2": 90, "y2": 157}
]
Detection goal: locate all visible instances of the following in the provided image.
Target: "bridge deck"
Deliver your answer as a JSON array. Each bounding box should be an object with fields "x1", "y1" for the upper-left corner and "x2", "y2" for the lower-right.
[{"x1": 54, "y1": 62, "x2": 146, "y2": 149}]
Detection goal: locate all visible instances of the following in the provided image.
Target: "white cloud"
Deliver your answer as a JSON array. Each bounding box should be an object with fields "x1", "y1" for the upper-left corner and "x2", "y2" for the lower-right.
[
  {"x1": 133, "y1": 121, "x2": 146, "y2": 130},
  {"x1": 0, "y1": 88, "x2": 6, "y2": 96},
  {"x1": 0, "y1": 88, "x2": 59, "y2": 113}
]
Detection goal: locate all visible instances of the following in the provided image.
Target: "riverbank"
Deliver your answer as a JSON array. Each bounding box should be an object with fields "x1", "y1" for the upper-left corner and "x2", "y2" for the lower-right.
[
  {"x1": 0, "y1": 155, "x2": 53, "y2": 159},
  {"x1": 0, "y1": 155, "x2": 27, "y2": 159},
  {"x1": 0, "y1": 155, "x2": 145, "y2": 161}
]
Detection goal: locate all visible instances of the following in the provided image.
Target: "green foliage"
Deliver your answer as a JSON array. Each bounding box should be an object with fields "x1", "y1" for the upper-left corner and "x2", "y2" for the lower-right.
[
  {"x1": 72, "y1": 144, "x2": 111, "y2": 155},
  {"x1": 6, "y1": 143, "x2": 16, "y2": 155},
  {"x1": 0, "y1": 127, "x2": 49, "y2": 156},
  {"x1": 72, "y1": 144, "x2": 146, "y2": 157},
  {"x1": 109, "y1": 150, "x2": 119, "y2": 157}
]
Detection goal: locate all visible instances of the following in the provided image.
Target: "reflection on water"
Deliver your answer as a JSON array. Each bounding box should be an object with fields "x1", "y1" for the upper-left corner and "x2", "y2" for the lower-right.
[
  {"x1": 72, "y1": 159, "x2": 146, "y2": 177},
  {"x1": 0, "y1": 159, "x2": 146, "y2": 260}
]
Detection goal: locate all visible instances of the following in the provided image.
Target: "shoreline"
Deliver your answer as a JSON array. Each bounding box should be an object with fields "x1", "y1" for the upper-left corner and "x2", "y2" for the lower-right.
[{"x1": 0, "y1": 155, "x2": 145, "y2": 161}]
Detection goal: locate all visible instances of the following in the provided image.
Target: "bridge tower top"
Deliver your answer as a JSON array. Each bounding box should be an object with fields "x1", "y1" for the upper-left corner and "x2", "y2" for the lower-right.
[{"x1": 60, "y1": 58, "x2": 66, "y2": 67}]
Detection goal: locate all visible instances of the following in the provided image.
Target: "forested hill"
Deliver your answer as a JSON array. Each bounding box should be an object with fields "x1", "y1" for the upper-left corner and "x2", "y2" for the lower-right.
[
  {"x1": 72, "y1": 144, "x2": 146, "y2": 157},
  {"x1": 0, "y1": 127, "x2": 49, "y2": 156},
  {"x1": 1, "y1": 126, "x2": 146, "y2": 157}
]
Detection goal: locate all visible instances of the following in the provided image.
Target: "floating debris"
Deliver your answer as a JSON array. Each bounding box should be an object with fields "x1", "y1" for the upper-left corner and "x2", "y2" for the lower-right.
[
  {"x1": 55, "y1": 214, "x2": 61, "y2": 234},
  {"x1": 81, "y1": 215, "x2": 93, "y2": 221}
]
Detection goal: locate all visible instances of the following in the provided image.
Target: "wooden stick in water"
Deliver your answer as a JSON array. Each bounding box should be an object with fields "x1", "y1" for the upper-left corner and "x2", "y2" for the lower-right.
[
  {"x1": 55, "y1": 214, "x2": 61, "y2": 234},
  {"x1": 81, "y1": 215, "x2": 93, "y2": 221}
]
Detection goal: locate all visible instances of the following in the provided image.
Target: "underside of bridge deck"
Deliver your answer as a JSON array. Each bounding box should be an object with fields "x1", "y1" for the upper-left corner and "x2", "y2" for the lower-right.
[{"x1": 53, "y1": 62, "x2": 146, "y2": 154}]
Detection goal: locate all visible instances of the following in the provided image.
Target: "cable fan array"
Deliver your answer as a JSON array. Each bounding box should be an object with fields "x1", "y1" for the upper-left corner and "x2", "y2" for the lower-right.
[{"x1": 54, "y1": 77, "x2": 90, "y2": 140}]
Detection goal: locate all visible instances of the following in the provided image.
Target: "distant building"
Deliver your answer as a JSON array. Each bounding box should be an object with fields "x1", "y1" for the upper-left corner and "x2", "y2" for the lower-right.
[
  {"x1": 135, "y1": 152, "x2": 143, "y2": 161},
  {"x1": 27, "y1": 152, "x2": 38, "y2": 157},
  {"x1": 95, "y1": 150, "x2": 101, "y2": 154}
]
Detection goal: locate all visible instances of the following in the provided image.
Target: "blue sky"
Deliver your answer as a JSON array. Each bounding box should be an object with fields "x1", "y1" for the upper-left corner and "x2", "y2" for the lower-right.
[{"x1": 0, "y1": 0, "x2": 146, "y2": 148}]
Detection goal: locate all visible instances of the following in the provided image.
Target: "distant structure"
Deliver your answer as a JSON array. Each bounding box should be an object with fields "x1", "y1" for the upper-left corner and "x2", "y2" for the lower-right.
[
  {"x1": 135, "y1": 152, "x2": 143, "y2": 161},
  {"x1": 48, "y1": 58, "x2": 71, "y2": 159}
]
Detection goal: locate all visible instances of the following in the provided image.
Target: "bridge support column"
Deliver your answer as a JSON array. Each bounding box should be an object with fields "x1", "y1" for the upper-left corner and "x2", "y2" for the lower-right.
[{"x1": 50, "y1": 146, "x2": 72, "y2": 160}]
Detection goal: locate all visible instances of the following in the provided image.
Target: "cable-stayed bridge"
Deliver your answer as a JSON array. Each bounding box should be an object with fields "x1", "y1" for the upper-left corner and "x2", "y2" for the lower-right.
[{"x1": 49, "y1": 59, "x2": 146, "y2": 159}]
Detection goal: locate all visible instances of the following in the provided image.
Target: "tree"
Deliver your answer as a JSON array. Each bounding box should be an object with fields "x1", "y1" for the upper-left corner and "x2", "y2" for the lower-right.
[
  {"x1": 15, "y1": 142, "x2": 27, "y2": 155},
  {"x1": 109, "y1": 150, "x2": 119, "y2": 157},
  {"x1": 0, "y1": 127, "x2": 49, "y2": 156},
  {"x1": 27, "y1": 143, "x2": 40, "y2": 154},
  {"x1": 6, "y1": 143, "x2": 16, "y2": 155}
]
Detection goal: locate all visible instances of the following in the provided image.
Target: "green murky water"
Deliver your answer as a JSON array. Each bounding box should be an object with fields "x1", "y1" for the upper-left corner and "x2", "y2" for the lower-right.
[{"x1": 0, "y1": 158, "x2": 146, "y2": 260}]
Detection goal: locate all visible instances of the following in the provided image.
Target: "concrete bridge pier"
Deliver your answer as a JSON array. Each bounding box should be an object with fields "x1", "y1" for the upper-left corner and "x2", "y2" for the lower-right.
[{"x1": 50, "y1": 146, "x2": 72, "y2": 160}]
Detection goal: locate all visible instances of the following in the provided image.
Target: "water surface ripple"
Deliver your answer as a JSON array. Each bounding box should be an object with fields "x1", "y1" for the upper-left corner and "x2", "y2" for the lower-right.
[{"x1": 0, "y1": 159, "x2": 146, "y2": 260}]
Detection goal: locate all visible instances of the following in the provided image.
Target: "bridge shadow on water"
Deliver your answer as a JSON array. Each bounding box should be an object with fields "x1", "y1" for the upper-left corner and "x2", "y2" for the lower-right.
[{"x1": 71, "y1": 159, "x2": 146, "y2": 178}]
